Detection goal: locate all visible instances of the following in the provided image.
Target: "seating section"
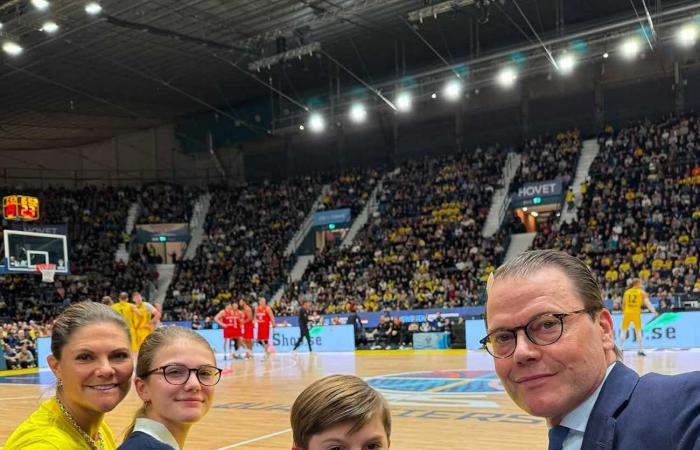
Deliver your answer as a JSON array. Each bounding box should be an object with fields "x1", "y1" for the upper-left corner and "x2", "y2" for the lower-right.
[
  {"x1": 509, "y1": 129, "x2": 581, "y2": 192},
  {"x1": 274, "y1": 147, "x2": 509, "y2": 317},
  {"x1": 164, "y1": 178, "x2": 322, "y2": 320},
  {"x1": 532, "y1": 115, "x2": 700, "y2": 303},
  {"x1": 1, "y1": 118, "x2": 697, "y2": 328}
]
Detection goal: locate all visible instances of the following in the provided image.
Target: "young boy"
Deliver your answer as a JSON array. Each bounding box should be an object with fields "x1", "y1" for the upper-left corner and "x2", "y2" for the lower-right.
[{"x1": 290, "y1": 374, "x2": 391, "y2": 450}]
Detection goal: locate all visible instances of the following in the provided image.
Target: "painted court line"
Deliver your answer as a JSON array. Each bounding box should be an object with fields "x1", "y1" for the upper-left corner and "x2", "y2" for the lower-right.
[{"x1": 213, "y1": 428, "x2": 292, "y2": 449}]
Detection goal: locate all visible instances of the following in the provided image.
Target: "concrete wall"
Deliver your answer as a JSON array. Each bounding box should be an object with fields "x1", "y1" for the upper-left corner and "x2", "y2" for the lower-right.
[{"x1": 0, "y1": 124, "x2": 245, "y2": 187}]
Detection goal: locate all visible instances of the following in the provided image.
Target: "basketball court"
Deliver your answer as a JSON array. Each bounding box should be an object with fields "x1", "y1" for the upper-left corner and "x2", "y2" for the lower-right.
[{"x1": 2, "y1": 348, "x2": 699, "y2": 449}]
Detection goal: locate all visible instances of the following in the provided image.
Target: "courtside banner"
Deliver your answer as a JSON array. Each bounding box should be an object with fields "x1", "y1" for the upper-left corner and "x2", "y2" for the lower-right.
[
  {"x1": 196, "y1": 324, "x2": 356, "y2": 353},
  {"x1": 464, "y1": 311, "x2": 700, "y2": 350}
]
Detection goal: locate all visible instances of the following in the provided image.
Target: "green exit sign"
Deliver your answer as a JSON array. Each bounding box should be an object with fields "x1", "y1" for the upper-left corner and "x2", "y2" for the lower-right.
[
  {"x1": 533, "y1": 197, "x2": 542, "y2": 205},
  {"x1": 328, "y1": 223, "x2": 336, "y2": 230},
  {"x1": 158, "y1": 235, "x2": 168, "y2": 242}
]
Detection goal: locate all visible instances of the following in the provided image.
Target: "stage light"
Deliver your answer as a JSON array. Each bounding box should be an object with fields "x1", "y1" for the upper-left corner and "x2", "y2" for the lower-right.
[
  {"x1": 395, "y1": 92, "x2": 412, "y2": 112},
  {"x1": 2, "y1": 41, "x2": 23, "y2": 56},
  {"x1": 85, "y1": 2, "x2": 102, "y2": 15},
  {"x1": 620, "y1": 37, "x2": 641, "y2": 60},
  {"x1": 677, "y1": 23, "x2": 698, "y2": 47},
  {"x1": 603, "y1": 52, "x2": 609, "y2": 59},
  {"x1": 41, "y1": 21, "x2": 59, "y2": 34},
  {"x1": 349, "y1": 103, "x2": 367, "y2": 123},
  {"x1": 497, "y1": 67, "x2": 517, "y2": 88},
  {"x1": 442, "y1": 79, "x2": 463, "y2": 101},
  {"x1": 299, "y1": 125, "x2": 305, "y2": 131},
  {"x1": 557, "y1": 52, "x2": 576, "y2": 75},
  {"x1": 308, "y1": 113, "x2": 325, "y2": 132},
  {"x1": 431, "y1": 92, "x2": 437, "y2": 99},
  {"x1": 31, "y1": 0, "x2": 50, "y2": 11}
]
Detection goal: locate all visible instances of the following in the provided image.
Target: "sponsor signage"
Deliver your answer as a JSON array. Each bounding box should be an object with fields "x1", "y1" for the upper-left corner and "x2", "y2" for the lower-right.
[
  {"x1": 196, "y1": 325, "x2": 355, "y2": 353},
  {"x1": 510, "y1": 179, "x2": 563, "y2": 207},
  {"x1": 464, "y1": 311, "x2": 700, "y2": 350},
  {"x1": 313, "y1": 208, "x2": 351, "y2": 227}
]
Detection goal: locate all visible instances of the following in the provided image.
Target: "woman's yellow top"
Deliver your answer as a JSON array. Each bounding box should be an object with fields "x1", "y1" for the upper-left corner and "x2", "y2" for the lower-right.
[{"x1": 4, "y1": 398, "x2": 117, "y2": 450}]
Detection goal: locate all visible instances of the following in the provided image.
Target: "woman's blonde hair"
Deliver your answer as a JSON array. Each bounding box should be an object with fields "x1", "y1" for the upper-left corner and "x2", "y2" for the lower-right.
[
  {"x1": 51, "y1": 301, "x2": 130, "y2": 360},
  {"x1": 290, "y1": 374, "x2": 391, "y2": 450},
  {"x1": 123, "y1": 326, "x2": 215, "y2": 438}
]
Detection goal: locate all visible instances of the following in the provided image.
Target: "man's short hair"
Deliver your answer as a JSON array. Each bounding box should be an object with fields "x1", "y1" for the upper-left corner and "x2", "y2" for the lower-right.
[
  {"x1": 290, "y1": 374, "x2": 391, "y2": 450},
  {"x1": 488, "y1": 249, "x2": 622, "y2": 359},
  {"x1": 118, "y1": 292, "x2": 128, "y2": 301}
]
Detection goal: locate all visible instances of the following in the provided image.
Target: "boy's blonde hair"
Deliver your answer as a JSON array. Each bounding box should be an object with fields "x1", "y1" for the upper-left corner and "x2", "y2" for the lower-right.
[{"x1": 290, "y1": 374, "x2": 391, "y2": 449}]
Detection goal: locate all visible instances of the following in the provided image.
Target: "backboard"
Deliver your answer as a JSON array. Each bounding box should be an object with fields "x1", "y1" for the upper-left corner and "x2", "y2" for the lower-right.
[{"x1": 2, "y1": 229, "x2": 69, "y2": 274}]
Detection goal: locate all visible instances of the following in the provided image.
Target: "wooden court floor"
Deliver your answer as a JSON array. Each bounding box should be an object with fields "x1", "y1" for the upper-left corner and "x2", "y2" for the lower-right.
[{"x1": 2, "y1": 349, "x2": 699, "y2": 450}]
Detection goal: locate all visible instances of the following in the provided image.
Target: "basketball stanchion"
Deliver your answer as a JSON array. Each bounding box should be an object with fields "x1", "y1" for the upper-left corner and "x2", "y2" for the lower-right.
[{"x1": 35, "y1": 263, "x2": 57, "y2": 283}]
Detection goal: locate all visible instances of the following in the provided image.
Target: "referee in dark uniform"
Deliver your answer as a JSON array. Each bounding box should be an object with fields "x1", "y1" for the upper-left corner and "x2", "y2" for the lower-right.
[{"x1": 292, "y1": 301, "x2": 313, "y2": 352}]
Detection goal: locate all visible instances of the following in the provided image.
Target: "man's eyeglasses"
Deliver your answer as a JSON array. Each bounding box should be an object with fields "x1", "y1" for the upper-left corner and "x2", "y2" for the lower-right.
[
  {"x1": 145, "y1": 364, "x2": 223, "y2": 386},
  {"x1": 479, "y1": 308, "x2": 596, "y2": 359}
]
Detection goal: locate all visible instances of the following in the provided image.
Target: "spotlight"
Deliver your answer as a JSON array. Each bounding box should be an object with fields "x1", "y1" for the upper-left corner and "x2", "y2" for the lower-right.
[
  {"x1": 308, "y1": 113, "x2": 325, "y2": 132},
  {"x1": 2, "y1": 41, "x2": 23, "y2": 56},
  {"x1": 349, "y1": 103, "x2": 367, "y2": 123},
  {"x1": 31, "y1": 0, "x2": 50, "y2": 10},
  {"x1": 299, "y1": 125, "x2": 305, "y2": 131},
  {"x1": 557, "y1": 52, "x2": 576, "y2": 75},
  {"x1": 603, "y1": 52, "x2": 609, "y2": 59},
  {"x1": 497, "y1": 67, "x2": 517, "y2": 88},
  {"x1": 431, "y1": 92, "x2": 437, "y2": 99},
  {"x1": 677, "y1": 23, "x2": 698, "y2": 47},
  {"x1": 41, "y1": 21, "x2": 59, "y2": 34},
  {"x1": 442, "y1": 79, "x2": 463, "y2": 101},
  {"x1": 620, "y1": 37, "x2": 641, "y2": 60},
  {"x1": 85, "y1": 2, "x2": 102, "y2": 15},
  {"x1": 395, "y1": 92, "x2": 412, "y2": 112}
]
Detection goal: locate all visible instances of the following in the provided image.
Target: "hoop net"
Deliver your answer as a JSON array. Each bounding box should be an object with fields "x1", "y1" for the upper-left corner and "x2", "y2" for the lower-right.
[{"x1": 36, "y1": 263, "x2": 57, "y2": 283}]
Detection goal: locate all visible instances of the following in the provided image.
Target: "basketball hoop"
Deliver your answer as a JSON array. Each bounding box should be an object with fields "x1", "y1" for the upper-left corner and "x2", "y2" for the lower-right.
[{"x1": 36, "y1": 263, "x2": 57, "y2": 283}]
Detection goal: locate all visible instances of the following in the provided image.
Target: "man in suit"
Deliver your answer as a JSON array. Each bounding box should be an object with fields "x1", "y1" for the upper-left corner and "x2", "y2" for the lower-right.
[
  {"x1": 292, "y1": 301, "x2": 313, "y2": 352},
  {"x1": 481, "y1": 249, "x2": 700, "y2": 450}
]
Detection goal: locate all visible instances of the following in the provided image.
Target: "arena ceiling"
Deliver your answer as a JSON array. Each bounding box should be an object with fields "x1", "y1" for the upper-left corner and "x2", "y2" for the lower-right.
[{"x1": 0, "y1": 0, "x2": 697, "y2": 151}]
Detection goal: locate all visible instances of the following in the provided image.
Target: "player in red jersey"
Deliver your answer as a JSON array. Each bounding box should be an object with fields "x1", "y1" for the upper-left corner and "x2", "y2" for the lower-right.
[
  {"x1": 214, "y1": 303, "x2": 242, "y2": 360},
  {"x1": 255, "y1": 297, "x2": 275, "y2": 360},
  {"x1": 239, "y1": 298, "x2": 255, "y2": 359}
]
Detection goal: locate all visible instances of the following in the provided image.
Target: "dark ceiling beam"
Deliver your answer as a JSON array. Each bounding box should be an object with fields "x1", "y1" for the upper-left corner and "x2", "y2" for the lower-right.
[{"x1": 102, "y1": 14, "x2": 256, "y2": 54}]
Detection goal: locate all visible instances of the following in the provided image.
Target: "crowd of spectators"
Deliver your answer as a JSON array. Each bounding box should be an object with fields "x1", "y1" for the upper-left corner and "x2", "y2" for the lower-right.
[
  {"x1": 1, "y1": 320, "x2": 48, "y2": 369},
  {"x1": 138, "y1": 184, "x2": 203, "y2": 224},
  {"x1": 509, "y1": 129, "x2": 582, "y2": 192},
  {"x1": 319, "y1": 169, "x2": 381, "y2": 217},
  {"x1": 164, "y1": 177, "x2": 322, "y2": 321},
  {"x1": 532, "y1": 114, "x2": 700, "y2": 305},
  {"x1": 273, "y1": 145, "x2": 510, "y2": 317}
]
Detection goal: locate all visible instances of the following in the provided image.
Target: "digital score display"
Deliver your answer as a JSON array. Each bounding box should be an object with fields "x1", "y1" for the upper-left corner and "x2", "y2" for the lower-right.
[{"x1": 3, "y1": 195, "x2": 40, "y2": 221}]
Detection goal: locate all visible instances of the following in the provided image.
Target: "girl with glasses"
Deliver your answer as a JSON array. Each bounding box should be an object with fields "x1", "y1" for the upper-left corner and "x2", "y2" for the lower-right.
[{"x1": 119, "y1": 326, "x2": 222, "y2": 450}]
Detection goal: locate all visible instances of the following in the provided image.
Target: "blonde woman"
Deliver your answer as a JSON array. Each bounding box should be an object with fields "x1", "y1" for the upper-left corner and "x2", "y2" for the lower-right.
[{"x1": 5, "y1": 302, "x2": 134, "y2": 450}]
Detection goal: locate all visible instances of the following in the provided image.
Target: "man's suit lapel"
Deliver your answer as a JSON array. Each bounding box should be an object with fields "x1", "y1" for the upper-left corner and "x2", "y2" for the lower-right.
[{"x1": 581, "y1": 362, "x2": 640, "y2": 450}]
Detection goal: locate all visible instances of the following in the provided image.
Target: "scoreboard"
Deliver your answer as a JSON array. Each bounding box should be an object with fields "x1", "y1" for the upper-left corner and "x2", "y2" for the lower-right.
[{"x1": 3, "y1": 195, "x2": 40, "y2": 221}]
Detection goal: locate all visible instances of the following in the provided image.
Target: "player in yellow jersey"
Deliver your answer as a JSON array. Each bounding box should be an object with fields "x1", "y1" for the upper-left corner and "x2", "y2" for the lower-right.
[
  {"x1": 619, "y1": 278, "x2": 658, "y2": 356},
  {"x1": 131, "y1": 291, "x2": 160, "y2": 351},
  {"x1": 112, "y1": 292, "x2": 138, "y2": 351}
]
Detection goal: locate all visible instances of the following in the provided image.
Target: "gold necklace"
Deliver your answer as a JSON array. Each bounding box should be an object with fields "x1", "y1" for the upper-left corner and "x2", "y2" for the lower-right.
[{"x1": 55, "y1": 396, "x2": 105, "y2": 450}]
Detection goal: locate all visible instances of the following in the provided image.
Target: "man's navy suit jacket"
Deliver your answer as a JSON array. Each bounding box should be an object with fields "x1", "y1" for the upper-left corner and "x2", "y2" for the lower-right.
[{"x1": 581, "y1": 362, "x2": 700, "y2": 449}]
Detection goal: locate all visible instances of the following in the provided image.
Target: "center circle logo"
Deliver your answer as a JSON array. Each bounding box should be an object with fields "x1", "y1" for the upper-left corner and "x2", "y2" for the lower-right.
[{"x1": 366, "y1": 369, "x2": 505, "y2": 409}]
